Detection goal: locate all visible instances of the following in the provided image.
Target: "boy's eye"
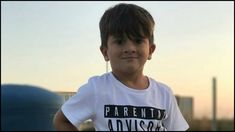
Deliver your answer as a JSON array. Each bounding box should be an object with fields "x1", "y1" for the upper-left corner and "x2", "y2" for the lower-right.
[
  {"x1": 135, "y1": 38, "x2": 143, "y2": 44},
  {"x1": 114, "y1": 39, "x2": 124, "y2": 45}
]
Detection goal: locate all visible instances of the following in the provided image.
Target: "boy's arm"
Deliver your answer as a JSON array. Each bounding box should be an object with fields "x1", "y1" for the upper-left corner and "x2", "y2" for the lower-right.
[{"x1": 53, "y1": 109, "x2": 79, "y2": 131}]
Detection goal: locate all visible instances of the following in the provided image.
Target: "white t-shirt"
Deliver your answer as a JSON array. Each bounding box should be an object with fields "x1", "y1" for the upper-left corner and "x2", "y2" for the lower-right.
[{"x1": 62, "y1": 72, "x2": 189, "y2": 131}]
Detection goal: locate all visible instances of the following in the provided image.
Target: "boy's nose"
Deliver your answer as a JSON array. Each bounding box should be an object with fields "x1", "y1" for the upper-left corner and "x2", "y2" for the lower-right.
[{"x1": 123, "y1": 40, "x2": 136, "y2": 54}]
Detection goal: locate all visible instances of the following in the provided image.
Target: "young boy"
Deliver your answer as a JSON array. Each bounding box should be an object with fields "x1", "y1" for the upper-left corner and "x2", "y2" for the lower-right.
[{"x1": 53, "y1": 3, "x2": 189, "y2": 131}]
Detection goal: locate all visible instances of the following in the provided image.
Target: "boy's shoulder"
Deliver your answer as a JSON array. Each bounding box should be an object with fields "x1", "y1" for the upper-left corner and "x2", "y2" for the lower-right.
[
  {"x1": 85, "y1": 72, "x2": 112, "y2": 87},
  {"x1": 148, "y1": 77, "x2": 174, "y2": 95},
  {"x1": 76, "y1": 73, "x2": 110, "y2": 93},
  {"x1": 88, "y1": 72, "x2": 111, "y2": 82}
]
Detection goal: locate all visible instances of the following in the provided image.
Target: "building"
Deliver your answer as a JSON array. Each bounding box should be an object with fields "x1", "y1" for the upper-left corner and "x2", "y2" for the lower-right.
[
  {"x1": 56, "y1": 92, "x2": 76, "y2": 102},
  {"x1": 175, "y1": 95, "x2": 194, "y2": 123}
]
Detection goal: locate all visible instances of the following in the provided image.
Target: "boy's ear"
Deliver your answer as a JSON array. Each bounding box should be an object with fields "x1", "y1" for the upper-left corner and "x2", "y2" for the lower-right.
[
  {"x1": 148, "y1": 44, "x2": 156, "y2": 60},
  {"x1": 100, "y1": 46, "x2": 109, "y2": 61}
]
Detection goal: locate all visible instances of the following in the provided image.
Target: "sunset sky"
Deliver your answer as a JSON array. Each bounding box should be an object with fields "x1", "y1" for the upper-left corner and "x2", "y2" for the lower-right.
[{"x1": 1, "y1": 1, "x2": 234, "y2": 119}]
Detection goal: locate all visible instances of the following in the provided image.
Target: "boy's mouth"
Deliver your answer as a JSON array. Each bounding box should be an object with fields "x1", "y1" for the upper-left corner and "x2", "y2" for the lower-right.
[
  {"x1": 121, "y1": 56, "x2": 139, "y2": 62},
  {"x1": 121, "y1": 56, "x2": 138, "y2": 59}
]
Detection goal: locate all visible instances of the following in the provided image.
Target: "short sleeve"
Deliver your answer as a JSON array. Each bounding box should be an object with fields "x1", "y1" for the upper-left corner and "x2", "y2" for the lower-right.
[
  {"x1": 61, "y1": 81, "x2": 96, "y2": 128},
  {"x1": 163, "y1": 91, "x2": 189, "y2": 131}
]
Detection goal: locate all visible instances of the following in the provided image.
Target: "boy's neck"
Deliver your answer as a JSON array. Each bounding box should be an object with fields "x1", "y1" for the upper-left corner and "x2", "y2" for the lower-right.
[{"x1": 111, "y1": 71, "x2": 149, "y2": 90}]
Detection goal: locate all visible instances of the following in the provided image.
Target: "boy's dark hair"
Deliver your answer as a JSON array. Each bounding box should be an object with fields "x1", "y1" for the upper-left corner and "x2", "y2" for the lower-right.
[{"x1": 99, "y1": 3, "x2": 155, "y2": 48}]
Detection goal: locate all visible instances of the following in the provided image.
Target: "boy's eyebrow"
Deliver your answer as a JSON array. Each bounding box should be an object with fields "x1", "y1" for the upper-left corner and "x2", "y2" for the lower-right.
[
  {"x1": 110, "y1": 35, "x2": 125, "y2": 39},
  {"x1": 112, "y1": 34, "x2": 145, "y2": 39}
]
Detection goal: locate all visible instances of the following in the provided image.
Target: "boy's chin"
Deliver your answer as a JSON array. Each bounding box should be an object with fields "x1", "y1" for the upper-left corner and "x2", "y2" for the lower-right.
[{"x1": 121, "y1": 66, "x2": 142, "y2": 74}]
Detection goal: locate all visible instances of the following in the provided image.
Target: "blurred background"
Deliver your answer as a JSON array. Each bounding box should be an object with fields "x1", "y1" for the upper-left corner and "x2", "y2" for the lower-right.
[{"x1": 1, "y1": 1, "x2": 234, "y2": 131}]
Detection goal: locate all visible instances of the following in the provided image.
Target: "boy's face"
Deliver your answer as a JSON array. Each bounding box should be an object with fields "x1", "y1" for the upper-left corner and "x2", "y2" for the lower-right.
[{"x1": 100, "y1": 35, "x2": 155, "y2": 75}]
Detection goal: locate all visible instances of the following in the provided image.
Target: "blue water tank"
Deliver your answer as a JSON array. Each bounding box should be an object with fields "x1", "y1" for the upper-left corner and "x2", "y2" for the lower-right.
[{"x1": 1, "y1": 84, "x2": 64, "y2": 131}]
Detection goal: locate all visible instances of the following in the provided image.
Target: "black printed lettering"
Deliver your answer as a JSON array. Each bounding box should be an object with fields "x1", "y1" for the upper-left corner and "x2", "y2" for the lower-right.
[
  {"x1": 141, "y1": 108, "x2": 146, "y2": 118},
  {"x1": 155, "y1": 122, "x2": 161, "y2": 131},
  {"x1": 125, "y1": 119, "x2": 132, "y2": 131},
  {"x1": 105, "y1": 106, "x2": 110, "y2": 116},
  {"x1": 115, "y1": 107, "x2": 119, "y2": 116},
  {"x1": 147, "y1": 121, "x2": 154, "y2": 131},
  {"x1": 139, "y1": 120, "x2": 145, "y2": 131},
  {"x1": 108, "y1": 119, "x2": 113, "y2": 131},
  {"x1": 135, "y1": 120, "x2": 138, "y2": 131},
  {"x1": 124, "y1": 107, "x2": 128, "y2": 116},
  {"x1": 104, "y1": 105, "x2": 168, "y2": 131},
  {"x1": 116, "y1": 119, "x2": 123, "y2": 131},
  {"x1": 104, "y1": 105, "x2": 166, "y2": 120}
]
